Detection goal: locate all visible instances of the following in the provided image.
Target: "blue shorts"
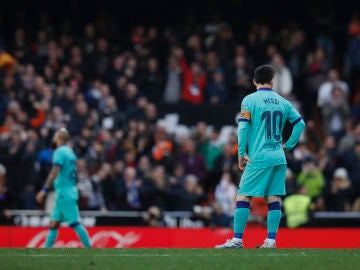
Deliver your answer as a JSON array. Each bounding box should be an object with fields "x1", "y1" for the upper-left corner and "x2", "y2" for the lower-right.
[
  {"x1": 51, "y1": 197, "x2": 80, "y2": 224},
  {"x1": 238, "y1": 164, "x2": 287, "y2": 197}
]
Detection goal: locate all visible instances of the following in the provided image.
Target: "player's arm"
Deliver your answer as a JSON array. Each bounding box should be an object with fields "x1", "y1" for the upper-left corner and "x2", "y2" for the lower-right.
[
  {"x1": 36, "y1": 165, "x2": 60, "y2": 203},
  {"x1": 283, "y1": 104, "x2": 305, "y2": 151},
  {"x1": 36, "y1": 149, "x2": 63, "y2": 204},
  {"x1": 237, "y1": 98, "x2": 251, "y2": 170},
  {"x1": 43, "y1": 165, "x2": 61, "y2": 190}
]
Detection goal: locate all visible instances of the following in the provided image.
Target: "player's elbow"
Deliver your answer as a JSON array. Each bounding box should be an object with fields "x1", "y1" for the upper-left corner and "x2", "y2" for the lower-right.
[{"x1": 299, "y1": 120, "x2": 306, "y2": 129}]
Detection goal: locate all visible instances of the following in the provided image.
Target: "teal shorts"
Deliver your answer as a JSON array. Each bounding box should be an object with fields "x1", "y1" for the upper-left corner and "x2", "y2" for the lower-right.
[
  {"x1": 238, "y1": 164, "x2": 287, "y2": 197},
  {"x1": 51, "y1": 197, "x2": 80, "y2": 224}
]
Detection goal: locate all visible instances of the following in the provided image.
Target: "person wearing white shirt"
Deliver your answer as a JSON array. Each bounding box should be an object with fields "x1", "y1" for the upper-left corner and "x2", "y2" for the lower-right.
[
  {"x1": 271, "y1": 53, "x2": 293, "y2": 97},
  {"x1": 317, "y1": 69, "x2": 349, "y2": 107}
]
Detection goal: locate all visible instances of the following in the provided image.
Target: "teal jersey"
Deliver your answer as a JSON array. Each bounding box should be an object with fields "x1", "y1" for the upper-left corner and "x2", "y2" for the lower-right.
[
  {"x1": 238, "y1": 88, "x2": 304, "y2": 169},
  {"x1": 52, "y1": 145, "x2": 78, "y2": 200}
]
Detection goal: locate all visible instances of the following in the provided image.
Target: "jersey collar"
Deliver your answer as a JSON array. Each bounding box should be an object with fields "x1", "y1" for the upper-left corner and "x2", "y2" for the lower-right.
[{"x1": 257, "y1": 88, "x2": 273, "y2": 91}]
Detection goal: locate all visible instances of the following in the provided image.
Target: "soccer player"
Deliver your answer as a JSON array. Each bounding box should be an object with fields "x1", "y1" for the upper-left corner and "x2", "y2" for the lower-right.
[
  {"x1": 215, "y1": 65, "x2": 305, "y2": 248},
  {"x1": 36, "y1": 128, "x2": 91, "y2": 248}
]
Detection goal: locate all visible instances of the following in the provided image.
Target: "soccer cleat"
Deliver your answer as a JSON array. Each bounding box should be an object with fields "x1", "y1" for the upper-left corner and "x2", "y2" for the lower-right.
[
  {"x1": 257, "y1": 239, "x2": 276, "y2": 249},
  {"x1": 215, "y1": 238, "x2": 243, "y2": 249}
]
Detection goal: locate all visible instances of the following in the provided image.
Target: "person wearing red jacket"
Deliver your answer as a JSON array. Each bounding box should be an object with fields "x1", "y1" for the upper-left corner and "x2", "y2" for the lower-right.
[{"x1": 174, "y1": 48, "x2": 207, "y2": 103}]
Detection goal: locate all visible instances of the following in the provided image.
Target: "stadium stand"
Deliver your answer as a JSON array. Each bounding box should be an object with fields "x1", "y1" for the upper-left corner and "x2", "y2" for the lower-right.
[{"x1": 1, "y1": 0, "x2": 360, "y2": 228}]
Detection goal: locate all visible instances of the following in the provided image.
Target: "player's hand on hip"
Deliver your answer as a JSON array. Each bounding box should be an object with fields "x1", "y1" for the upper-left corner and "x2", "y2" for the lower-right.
[
  {"x1": 238, "y1": 155, "x2": 251, "y2": 170},
  {"x1": 282, "y1": 144, "x2": 288, "y2": 152},
  {"x1": 36, "y1": 190, "x2": 46, "y2": 204}
]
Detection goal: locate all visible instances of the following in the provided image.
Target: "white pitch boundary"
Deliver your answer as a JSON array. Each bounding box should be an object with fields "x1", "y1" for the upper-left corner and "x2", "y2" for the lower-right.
[{"x1": 0, "y1": 253, "x2": 300, "y2": 257}]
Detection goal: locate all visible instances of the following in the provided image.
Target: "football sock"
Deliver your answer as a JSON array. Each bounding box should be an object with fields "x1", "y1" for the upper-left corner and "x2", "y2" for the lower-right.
[
  {"x1": 45, "y1": 227, "x2": 58, "y2": 247},
  {"x1": 267, "y1": 201, "x2": 281, "y2": 240},
  {"x1": 71, "y1": 222, "x2": 92, "y2": 247},
  {"x1": 234, "y1": 201, "x2": 250, "y2": 240}
]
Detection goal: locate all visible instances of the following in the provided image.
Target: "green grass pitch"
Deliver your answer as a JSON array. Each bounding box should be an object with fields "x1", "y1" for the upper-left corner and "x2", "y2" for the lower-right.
[{"x1": 0, "y1": 248, "x2": 358, "y2": 270}]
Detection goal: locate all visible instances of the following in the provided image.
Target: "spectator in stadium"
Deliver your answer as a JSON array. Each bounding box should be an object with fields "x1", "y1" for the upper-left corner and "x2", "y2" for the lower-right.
[
  {"x1": 214, "y1": 172, "x2": 237, "y2": 217},
  {"x1": 117, "y1": 166, "x2": 141, "y2": 210},
  {"x1": 324, "y1": 168, "x2": 353, "y2": 211},
  {"x1": 176, "y1": 138, "x2": 208, "y2": 184},
  {"x1": 321, "y1": 85, "x2": 351, "y2": 140},
  {"x1": 197, "y1": 123, "x2": 222, "y2": 173},
  {"x1": 142, "y1": 205, "x2": 165, "y2": 227},
  {"x1": 175, "y1": 174, "x2": 207, "y2": 211},
  {"x1": 0, "y1": 47, "x2": 17, "y2": 75},
  {"x1": 213, "y1": 143, "x2": 237, "y2": 177},
  {"x1": 174, "y1": 47, "x2": 207, "y2": 104},
  {"x1": 163, "y1": 56, "x2": 181, "y2": 103},
  {"x1": 205, "y1": 51, "x2": 221, "y2": 84},
  {"x1": 338, "y1": 123, "x2": 360, "y2": 154},
  {"x1": 0, "y1": 164, "x2": 12, "y2": 224},
  {"x1": 139, "y1": 58, "x2": 163, "y2": 103},
  {"x1": 283, "y1": 185, "x2": 312, "y2": 228},
  {"x1": 317, "y1": 69, "x2": 349, "y2": 108},
  {"x1": 68, "y1": 100, "x2": 90, "y2": 136},
  {"x1": 209, "y1": 202, "x2": 232, "y2": 228},
  {"x1": 344, "y1": 23, "x2": 360, "y2": 100},
  {"x1": 210, "y1": 24, "x2": 235, "y2": 67},
  {"x1": 206, "y1": 68, "x2": 228, "y2": 104},
  {"x1": 77, "y1": 159, "x2": 107, "y2": 212},
  {"x1": 304, "y1": 47, "x2": 329, "y2": 119},
  {"x1": 342, "y1": 140, "x2": 360, "y2": 196},
  {"x1": 87, "y1": 37, "x2": 111, "y2": 80},
  {"x1": 297, "y1": 156, "x2": 325, "y2": 199},
  {"x1": 230, "y1": 55, "x2": 252, "y2": 102},
  {"x1": 99, "y1": 96, "x2": 125, "y2": 131},
  {"x1": 271, "y1": 53, "x2": 293, "y2": 98}
]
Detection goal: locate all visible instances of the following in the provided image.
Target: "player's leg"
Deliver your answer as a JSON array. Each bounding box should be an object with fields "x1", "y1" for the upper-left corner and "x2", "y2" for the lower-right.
[
  {"x1": 259, "y1": 165, "x2": 286, "y2": 248},
  {"x1": 257, "y1": 195, "x2": 281, "y2": 248},
  {"x1": 63, "y1": 200, "x2": 91, "y2": 247},
  {"x1": 45, "y1": 205, "x2": 62, "y2": 248},
  {"x1": 215, "y1": 168, "x2": 263, "y2": 248},
  {"x1": 70, "y1": 222, "x2": 91, "y2": 248},
  {"x1": 215, "y1": 194, "x2": 250, "y2": 249},
  {"x1": 233, "y1": 195, "x2": 251, "y2": 241},
  {"x1": 45, "y1": 220, "x2": 60, "y2": 247}
]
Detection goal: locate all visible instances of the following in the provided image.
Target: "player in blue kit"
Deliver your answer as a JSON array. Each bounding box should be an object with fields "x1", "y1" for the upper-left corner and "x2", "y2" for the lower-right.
[
  {"x1": 36, "y1": 128, "x2": 91, "y2": 248},
  {"x1": 215, "y1": 65, "x2": 305, "y2": 249}
]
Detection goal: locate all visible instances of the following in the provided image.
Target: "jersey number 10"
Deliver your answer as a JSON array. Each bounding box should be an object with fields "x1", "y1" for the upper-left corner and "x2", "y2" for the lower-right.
[{"x1": 261, "y1": 110, "x2": 283, "y2": 140}]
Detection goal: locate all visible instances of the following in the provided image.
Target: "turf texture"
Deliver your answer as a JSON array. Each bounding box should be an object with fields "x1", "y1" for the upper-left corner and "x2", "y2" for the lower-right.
[{"x1": 0, "y1": 248, "x2": 358, "y2": 270}]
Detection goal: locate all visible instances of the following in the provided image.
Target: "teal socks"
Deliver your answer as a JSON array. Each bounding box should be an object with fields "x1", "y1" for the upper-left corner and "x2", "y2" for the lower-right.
[
  {"x1": 71, "y1": 222, "x2": 92, "y2": 247},
  {"x1": 267, "y1": 201, "x2": 281, "y2": 240},
  {"x1": 234, "y1": 201, "x2": 250, "y2": 239},
  {"x1": 45, "y1": 228, "x2": 58, "y2": 247}
]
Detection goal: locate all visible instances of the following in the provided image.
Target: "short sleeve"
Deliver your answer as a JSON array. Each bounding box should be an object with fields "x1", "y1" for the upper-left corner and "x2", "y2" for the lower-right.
[
  {"x1": 238, "y1": 97, "x2": 252, "y2": 123},
  {"x1": 287, "y1": 101, "x2": 302, "y2": 125},
  {"x1": 52, "y1": 149, "x2": 64, "y2": 167}
]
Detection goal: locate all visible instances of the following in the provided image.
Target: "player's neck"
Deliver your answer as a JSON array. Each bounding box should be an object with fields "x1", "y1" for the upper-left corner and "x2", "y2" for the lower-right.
[{"x1": 256, "y1": 84, "x2": 272, "y2": 91}]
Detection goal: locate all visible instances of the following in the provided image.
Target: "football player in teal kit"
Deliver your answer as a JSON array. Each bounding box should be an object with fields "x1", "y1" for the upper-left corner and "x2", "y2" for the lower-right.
[
  {"x1": 36, "y1": 128, "x2": 91, "y2": 248},
  {"x1": 216, "y1": 65, "x2": 305, "y2": 248}
]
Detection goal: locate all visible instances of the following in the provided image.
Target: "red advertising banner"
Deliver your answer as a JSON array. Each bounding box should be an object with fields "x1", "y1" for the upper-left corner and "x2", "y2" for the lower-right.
[{"x1": 0, "y1": 226, "x2": 359, "y2": 248}]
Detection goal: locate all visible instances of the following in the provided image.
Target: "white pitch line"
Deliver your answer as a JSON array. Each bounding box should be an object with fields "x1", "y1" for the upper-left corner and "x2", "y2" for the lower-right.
[{"x1": 0, "y1": 253, "x2": 296, "y2": 257}]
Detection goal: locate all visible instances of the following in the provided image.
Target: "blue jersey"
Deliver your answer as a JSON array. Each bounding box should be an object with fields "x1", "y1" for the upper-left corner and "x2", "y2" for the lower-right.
[
  {"x1": 238, "y1": 88, "x2": 304, "y2": 169},
  {"x1": 52, "y1": 145, "x2": 78, "y2": 200}
]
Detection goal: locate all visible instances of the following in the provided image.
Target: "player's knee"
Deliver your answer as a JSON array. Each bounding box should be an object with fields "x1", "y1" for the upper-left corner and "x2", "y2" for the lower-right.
[
  {"x1": 266, "y1": 196, "x2": 280, "y2": 203},
  {"x1": 267, "y1": 201, "x2": 281, "y2": 211},
  {"x1": 49, "y1": 221, "x2": 60, "y2": 229},
  {"x1": 236, "y1": 195, "x2": 251, "y2": 202},
  {"x1": 69, "y1": 221, "x2": 80, "y2": 228}
]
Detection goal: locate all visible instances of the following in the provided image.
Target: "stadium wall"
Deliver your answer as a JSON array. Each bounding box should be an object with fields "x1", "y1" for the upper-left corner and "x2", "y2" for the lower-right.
[{"x1": 0, "y1": 227, "x2": 359, "y2": 248}]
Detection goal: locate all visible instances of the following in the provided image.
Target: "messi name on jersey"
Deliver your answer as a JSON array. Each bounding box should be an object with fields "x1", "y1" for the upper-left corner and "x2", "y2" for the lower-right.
[{"x1": 263, "y1": 98, "x2": 279, "y2": 105}]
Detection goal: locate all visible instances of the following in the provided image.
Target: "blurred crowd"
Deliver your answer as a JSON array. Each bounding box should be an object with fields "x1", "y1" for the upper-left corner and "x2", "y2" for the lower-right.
[{"x1": 1, "y1": 10, "x2": 360, "y2": 228}]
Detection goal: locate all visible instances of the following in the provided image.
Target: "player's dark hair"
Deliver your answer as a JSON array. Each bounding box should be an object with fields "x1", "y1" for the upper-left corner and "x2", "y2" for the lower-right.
[{"x1": 254, "y1": 65, "x2": 275, "y2": 84}]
